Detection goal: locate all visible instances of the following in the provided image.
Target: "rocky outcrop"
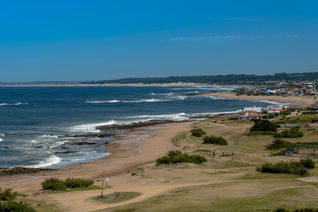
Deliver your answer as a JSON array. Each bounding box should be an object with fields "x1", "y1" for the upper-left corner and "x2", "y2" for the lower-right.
[{"x1": 0, "y1": 167, "x2": 54, "y2": 176}]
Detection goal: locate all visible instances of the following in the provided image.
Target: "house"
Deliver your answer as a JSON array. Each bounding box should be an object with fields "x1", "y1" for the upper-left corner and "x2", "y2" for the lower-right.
[
  {"x1": 238, "y1": 110, "x2": 262, "y2": 120},
  {"x1": 243, "y1": 106, "x2": 263, "y2": 113},
  {"x1": 239, "y1": 87, "x2": 248, "y2": 95}
]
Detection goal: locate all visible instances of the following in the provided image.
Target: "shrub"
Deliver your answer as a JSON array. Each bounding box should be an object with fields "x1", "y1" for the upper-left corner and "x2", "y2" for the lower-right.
[
  {"x1": 266, "y1": 138, "x2": 292, "y2": 150},
  {"x1": 156, "y1": 150, "x2": 207, "y2": 165},
  {"x1": 250, "y1": 119, "x2": 279, "y2": 132},
  {"x1": 202, "y1": 136, "x2": 228, "y2": 145},
  {"x1": 275, "y1": 127, "x2": 304, "y2": 138},
  {"x1": 256, "y1": 161, "x2": 309, "y2": 176},
  {"x1": 300, "y1": 159, "x2": 315, "y2": 169},
  {"x1": 0, "y1": 201, "x2": 35, "y2": 212},
  {"x1": 274, "y1": 208, "x2": 318, "y2": 212},
  {"x1": 0, "y1": 188, "x2": 17, "y2": 201},
  {"x1": 41, "y1": 178, "x2": 67, "y2": 191},
  {"x1": 42, "y1": 177, "x2": 94, "y2": 191},
  {"x1": 266, "y1": 140, "x2": 318, "y2": 150},
  {"x1": 191, "y1": 128, "x2": 206, "y2": 137},
  {"x1": 64, "y1": 178, "x2": 94, "y2": 188}
]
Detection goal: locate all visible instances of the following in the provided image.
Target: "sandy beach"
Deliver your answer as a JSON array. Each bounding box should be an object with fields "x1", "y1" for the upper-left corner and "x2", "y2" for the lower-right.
[
  {"x1": 0, "y1": 121, "x2": 195, "y2": 211},
  {"x1": 208, "y1": 91, "x2": 316, "y2": 107}
]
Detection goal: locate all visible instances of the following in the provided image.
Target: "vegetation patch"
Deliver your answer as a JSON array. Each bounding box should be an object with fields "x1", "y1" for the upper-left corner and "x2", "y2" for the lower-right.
[
  {"x1": 93, "y1": 192, "x2": 141, "y2": 204},
  {"x1": 266, "y1": 139, "x2": 293, "y2": 150},
  {"x1": 300, "y1": 159, "x2": 315, "y2": 169},
  {"x1": 256, "y1": 161, "x2": 314, "y2": 176},
  {"x1": 266, "y1": 139, "x2": 318, "y2": 150},
  {"x1": 0, "y1": 188, "x2": 35, "y2": 212},
  {"x1": 202, "y1": 136, "x2": 228, "y2": 145},
  {"x1": 171, "y1": 132, "x2": 187, "y2": 146},
  {"x1": 249, "y1": 119, "x2": 279, "y2": 134},
  {"x1": 191, "y1": 128, "x2": 206, "y2": 137},
  {"x1": 0, "y1": 188, "x2": 17, "y2": 201},
  {"x1": 0, "y1": 200, "x2": 36, "y2": 212},
  {"x1": 274, "y1": 208, "x2": 318, "y2": 212},
  {"x1": 41, "y1": 178, "x2": 94, "y2": 191},
  {"x1": 275, "y1": 127, "x2": 304, "y2": 138},
  {"x1": 156, "y1": 150, "x2": 207, "y2": 165}
]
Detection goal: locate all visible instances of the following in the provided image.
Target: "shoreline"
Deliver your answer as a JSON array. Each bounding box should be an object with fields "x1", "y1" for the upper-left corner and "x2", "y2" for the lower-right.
[
  {"x1": 0, "y1": 121, "x2": 194, "y2": 192},
  {"x1": 207, "y1": 91, "x2": 315, "y2": 107}
]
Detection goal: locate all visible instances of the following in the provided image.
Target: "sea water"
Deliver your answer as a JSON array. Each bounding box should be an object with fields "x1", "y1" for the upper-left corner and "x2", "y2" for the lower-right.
[{"x1": 0, "y1": 85, "x2": 276, "y2": 168}]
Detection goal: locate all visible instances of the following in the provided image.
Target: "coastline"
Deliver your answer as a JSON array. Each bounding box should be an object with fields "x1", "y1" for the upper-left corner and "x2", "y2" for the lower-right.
[
  {"x1": 0, "y1": 121, "x2": 194, "y2": 192},
  {"x1": 208, "y1": 91, "x2": 315, "y2": 107}
]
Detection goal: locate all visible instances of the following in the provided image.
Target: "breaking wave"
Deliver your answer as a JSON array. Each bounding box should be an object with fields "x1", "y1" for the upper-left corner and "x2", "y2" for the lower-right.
[
  {"x1": 0, "y1": 133, "x2": 5, "y2": 142},
  {"x1": 25, "y1": 155, "x2": 62, "y2": 168},
  {"x1": 0, "y1": 102, "x2": 28, "y2": 106},
  {"x1": 70, "y1": 120, "x2": 117, "y2": 133},
  {"x1": 86, "y1": 98, "x2": 168, "y2": 104}
]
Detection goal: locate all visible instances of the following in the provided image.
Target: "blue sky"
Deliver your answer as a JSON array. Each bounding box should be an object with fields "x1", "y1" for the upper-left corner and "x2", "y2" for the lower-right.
[{"x1": 0, "y1": 0, "x2": 318, "y2": 82}]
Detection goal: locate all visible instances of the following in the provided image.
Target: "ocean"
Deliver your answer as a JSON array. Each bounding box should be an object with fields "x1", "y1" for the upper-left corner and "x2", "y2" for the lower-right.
[{"x1": 0, "y1": 85, "x2": 278, "y2": 168}]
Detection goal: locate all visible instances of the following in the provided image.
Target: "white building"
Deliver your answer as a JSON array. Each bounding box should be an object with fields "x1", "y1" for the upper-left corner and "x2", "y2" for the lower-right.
[{"x1": 243, "y1": 106, "x2": 263, "y2": 113}]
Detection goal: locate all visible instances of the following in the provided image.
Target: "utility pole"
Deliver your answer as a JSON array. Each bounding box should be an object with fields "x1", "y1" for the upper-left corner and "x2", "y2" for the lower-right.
[{"x1": 100, "y1": 170, "x2": 105, "y2": 198}]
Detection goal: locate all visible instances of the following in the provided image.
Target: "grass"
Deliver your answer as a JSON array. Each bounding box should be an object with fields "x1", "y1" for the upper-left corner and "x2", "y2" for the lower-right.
[
  {"x1": 92, "y1": 192, "x2": 141, "y2": 204},
  {"x1": 44, "y1": 185, "x2": 102, "y2": 194},
  {"x1": 103, "y1": 182, "x2": 318, "y2": 212},
  {"x1": 171, "y1": 132, "x2": 187, "y2": 146}
]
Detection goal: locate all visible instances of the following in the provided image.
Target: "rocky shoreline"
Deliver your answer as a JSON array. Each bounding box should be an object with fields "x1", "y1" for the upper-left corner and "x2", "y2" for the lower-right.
[{"x1": 0, "y1": 167, "x2": 54, "y2": 176}]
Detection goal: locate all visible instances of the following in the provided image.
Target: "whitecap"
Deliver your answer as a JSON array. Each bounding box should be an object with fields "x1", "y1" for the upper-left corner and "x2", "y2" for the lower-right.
[
  {"x1": 130, "y1": 112, "x2": 188, "y2": 121},
  {"x1": 256, "y1": 100, "x2": 288, "y2": 106},
  {"x1": 86, "y1": 98, "x2": 168, "y2": 104},
  {"x1": 0, "y1": 102, "x2": 28, "y2": 106},
  {"x1": 39, "y1": 134, "x2": 59, "y2": 139},
  {"x1": 0, "y1": 133, "x2": 5, "y2": 142},
  {"x1": 206, "y1": 96, "x2": 225, "y2": 100},
  {"x1": 25, "y1": 155, "x2": 61, "y2": 168},
  {"x1": 70, "y1": 120, "x2": 116, "y2": 133}
]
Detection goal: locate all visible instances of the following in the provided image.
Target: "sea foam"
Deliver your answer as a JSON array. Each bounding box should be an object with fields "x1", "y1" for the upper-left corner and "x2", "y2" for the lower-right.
[
  {"x1": 0, "y1": 102, "x2": 28, "y2": 106},
  {"x1": 25, "y1": 155, "x2": 62, "y2": 168},
  {"x1": 70, "y1": 120, "x2": 116, "y2": 133}
]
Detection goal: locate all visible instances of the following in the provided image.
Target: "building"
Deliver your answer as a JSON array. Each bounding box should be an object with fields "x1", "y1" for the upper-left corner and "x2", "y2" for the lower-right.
[
  {"x1": 243, "y1": 106, "x2": 263, "y2": 113},
  {"x1": 238, "y1": 110, "x2": 262, "y2": 120}
]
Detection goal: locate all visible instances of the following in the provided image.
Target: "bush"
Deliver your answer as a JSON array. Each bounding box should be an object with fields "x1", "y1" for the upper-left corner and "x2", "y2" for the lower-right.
[
  {"x1": 42, "y1": 177, "x2": 94, "y2": 191},
  {"x1": 64, "y1": 178, "x2": 94, "y2": 188},
  {"x1": 156, "y1": 150, "x2": 207, "y2": 165},
  {"x1": 41, "y1": 178, "x2": 67, "y2": 191},
  {"x1": 274, "y1": 208, "x2": 318, "y2": 212},
  {"x1": 0, "y1": 188, "x2": 17, "y2": 201},
  {"x1": 266, "y1": 138, "x2": 292, "y2": 150},
  {"x1": 250, "y1": 119, "x2": 279, "y2": 132},
  {"x1": 300, "y1": 159, "x2": 315, "y2": 169},
  {"x1": 266, "y1": 140, "x2": 318, "y2": 150},
  {"x1": 202, "y1": 136, "x2": 228, "y2": 145},
  {"x1": 0, "y1": 201, "x2": 35, "y2": 212},
  {"x1": 256, "y1": 161, "x2": 309, "y2": 176},
  {"x1": 191, "y1": 128, "x2": 206, "y2": 137},
  {"x1": 275, "y1": 127, "x2": 304, "y2": 138}
]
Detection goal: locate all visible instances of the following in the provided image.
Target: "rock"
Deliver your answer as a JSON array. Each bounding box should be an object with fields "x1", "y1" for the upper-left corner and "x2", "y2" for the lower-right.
[
  {"x1": 0, "y1": 167, "x2": 54, "y2": 176},
  {"x1": 73, "y1": 141, "x2": 97, "y2": 145}
]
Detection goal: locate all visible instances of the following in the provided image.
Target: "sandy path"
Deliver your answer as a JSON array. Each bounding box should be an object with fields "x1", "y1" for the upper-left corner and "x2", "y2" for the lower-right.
[
  {"x1": 208, "y1": 91, "x2": 315, "y2": 107},
  {"x1": 50, "y1": 181, "x2": 225, "y2": 212}
]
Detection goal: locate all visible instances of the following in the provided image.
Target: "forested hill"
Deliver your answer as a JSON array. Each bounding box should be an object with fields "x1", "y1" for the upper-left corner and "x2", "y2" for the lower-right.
[{"x1": 83, "y1": 72, "x2": 318, "y2": 85}]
